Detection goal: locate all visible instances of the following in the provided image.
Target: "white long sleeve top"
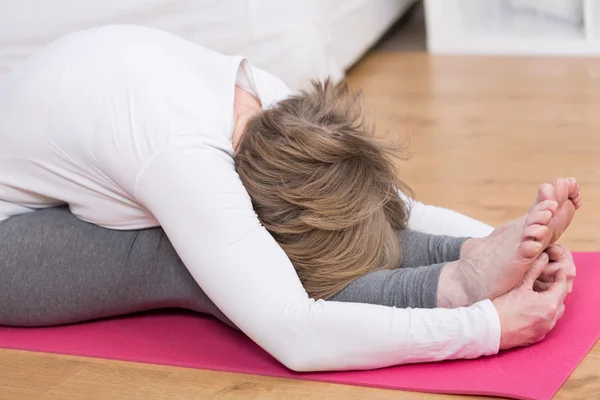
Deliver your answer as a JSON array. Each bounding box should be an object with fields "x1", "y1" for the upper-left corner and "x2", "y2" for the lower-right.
[{"x1": 0, "y1": 25, "x2": 499, "y2": 371}]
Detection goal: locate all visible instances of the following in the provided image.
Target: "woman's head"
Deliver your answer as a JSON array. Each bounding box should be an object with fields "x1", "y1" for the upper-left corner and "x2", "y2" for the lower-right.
[{"x1": 235, "y1": 78, "x2": 410, "y2": 299}]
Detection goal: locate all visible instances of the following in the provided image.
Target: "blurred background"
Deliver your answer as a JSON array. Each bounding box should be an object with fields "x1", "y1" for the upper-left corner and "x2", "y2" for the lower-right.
[
  {"x1": 2, "y1": 0, "x2": 598, "y2": 89},
  {"x1": 0, "y1": 0, "x2": 411, "y2": 90}
]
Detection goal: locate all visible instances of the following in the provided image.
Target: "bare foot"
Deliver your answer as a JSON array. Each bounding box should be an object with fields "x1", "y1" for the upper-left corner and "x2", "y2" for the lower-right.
[
  {"x1": 474, "y1": 177, "x2": 582, "y2": 246},
  {"x1": 533, "y1": 177, "x2": 581, "y2": 243},
  {"x1": 459, "y1": 199, "x2": 558, "y2": 302}
]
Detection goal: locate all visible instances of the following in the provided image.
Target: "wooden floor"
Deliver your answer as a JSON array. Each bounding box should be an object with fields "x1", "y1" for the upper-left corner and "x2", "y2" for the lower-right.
[{"x1": 2, "y1": 52, "x2": 600, "y2": 399}]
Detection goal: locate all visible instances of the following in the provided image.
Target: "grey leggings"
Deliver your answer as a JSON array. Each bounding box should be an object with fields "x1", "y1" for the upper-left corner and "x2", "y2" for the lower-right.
[{"x1": 0, "y1": 207, "x2": 467, "y2": 328}]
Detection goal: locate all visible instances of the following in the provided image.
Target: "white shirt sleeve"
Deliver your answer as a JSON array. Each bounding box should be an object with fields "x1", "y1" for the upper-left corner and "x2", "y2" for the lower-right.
[
  {"x1": 398, "y1": 190, "x2": 495, "y2": 238},
  {"x1": 134, "y1": 138, "x2": 501, "y2": 372}
]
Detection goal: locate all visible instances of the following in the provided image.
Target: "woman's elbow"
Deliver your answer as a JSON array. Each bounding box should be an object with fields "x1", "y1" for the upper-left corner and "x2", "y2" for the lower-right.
[
  {"x1": 250, "y1": 327, "x2": 329, "y2": 371},
  {"x1": 273, "y1": 346, "x2": 327, "y2": 372},
  {"x1": 244, "y1": 307, "x2": 341, "y2": 371},
  {"x1": 264, "y1": 331, "x2": 339, "y2": 372}
]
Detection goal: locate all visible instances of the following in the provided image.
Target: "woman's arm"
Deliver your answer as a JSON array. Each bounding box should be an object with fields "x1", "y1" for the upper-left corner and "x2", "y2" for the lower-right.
[
  {"x1": 134, "y1": 139, "x2": 501, "y2": 372},
  {"x1": 398, "y1": 190, "x2": 495, "y2": 238}
]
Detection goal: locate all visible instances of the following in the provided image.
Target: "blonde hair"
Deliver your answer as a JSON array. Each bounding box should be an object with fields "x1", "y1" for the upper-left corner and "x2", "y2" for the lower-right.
[{"x1": 235, "y1": 78, "x2": 410, "y2": 299}]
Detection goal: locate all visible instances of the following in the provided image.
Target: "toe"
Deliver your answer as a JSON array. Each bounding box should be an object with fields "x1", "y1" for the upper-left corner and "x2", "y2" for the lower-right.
[
  {"x1": 553, "y1": 178, "x2": 569, "y2": 205},
  {"x1": 519, "y1": 239, "x2": 544, "y2": 259},
  {"x1": 532, "y1": 183, "x2": 557, "y2": 210},
  {"x1": 533, "y1": 199, "x2": 559, "y2": 215},
  {"x1": 567, "y1": 177, "x2": 580, "y2": 199},
  {"x1": 545, "y1": 243, "x2": 565, "y2": 260},
  {"x1": 572, "y1": 193, "x2": 583, "y2": 209},
  {"x1": 523, "y1": 224, "x2": 549, "y2": 242},
  {"x1": 567, "y1": 178, "x2": 582, "y2": 209},
  {"x1": 526, "y1": 209, "x2": 553, "y2": 226}
]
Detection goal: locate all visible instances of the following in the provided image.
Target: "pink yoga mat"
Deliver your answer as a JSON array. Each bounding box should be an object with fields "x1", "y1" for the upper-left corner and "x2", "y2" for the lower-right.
[{"x1": 1, "y1": 253, "x2": 599, "y2": 400}]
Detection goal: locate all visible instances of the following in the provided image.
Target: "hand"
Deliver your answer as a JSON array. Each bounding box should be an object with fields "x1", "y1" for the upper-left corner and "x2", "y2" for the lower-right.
[
  {"x1": 534, "y1": 244, "x2": 576, "y2": 294},
  {"x1": 492, "y1": 252, "x2": 568, "y2": 350}
]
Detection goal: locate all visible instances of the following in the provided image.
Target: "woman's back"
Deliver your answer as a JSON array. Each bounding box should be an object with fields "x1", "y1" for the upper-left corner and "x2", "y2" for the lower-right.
[{"x1": 0, "y1": 25, "x2": 260, "y2": 227}]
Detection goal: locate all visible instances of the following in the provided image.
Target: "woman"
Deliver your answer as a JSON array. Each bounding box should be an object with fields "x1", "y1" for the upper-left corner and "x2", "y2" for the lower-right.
[{"x1": 0, "y1": 25, "x2": 572, "y2": 371}]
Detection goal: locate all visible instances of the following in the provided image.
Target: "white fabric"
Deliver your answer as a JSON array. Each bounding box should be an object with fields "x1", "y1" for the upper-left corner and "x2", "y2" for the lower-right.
[
  {"x1": 0, "y1": 25, "x2": 500, "y2": 372},
  {"x1": 398, "y1": 191, "x2": 495, "y2": 238},
  {"x1": 0, "y1": 0, "x2": 415, "y2": 91}
]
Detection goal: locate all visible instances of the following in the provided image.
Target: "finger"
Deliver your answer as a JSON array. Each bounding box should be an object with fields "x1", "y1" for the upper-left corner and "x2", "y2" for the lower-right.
[
  {"x1": 540, "y1": 267, "x2": 569, "y2": 281},
  {"x1": 540, "y1": 263, "x2": 575, "y2": 294},
  {"x1": 545, "y1": 244, "x2": 565, "y2": 262},
  {"x1": 544, "y1": 268, "x2": 568, "y2": 304},
  {"x1": 568, "y1": 278, "x2": 573, "y2": 294},
  {"x1": 539, "y1": 260, "x2": 561, "y2": 280},
  {"x1": 565, "y1": 249, "x2": 576, "y2": 279},
  {"x1": 552, "y1": 262, "x2": 575, "y2": 280},
  {"x1": 554, "y1": 303, "x2": 566, "y2": 323},
  {"x1": 520, "y1": 252, "x2": 549, "y2": 289},
  {"x1": 533, "y1": 280, "x2": 552, "y2": 292},
  {"x1": 538, "y1": 269, "x2": 557, "y2": 283},
  {"x1": 555, "y1": 265, "x2": 575, "y2": 294}
]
